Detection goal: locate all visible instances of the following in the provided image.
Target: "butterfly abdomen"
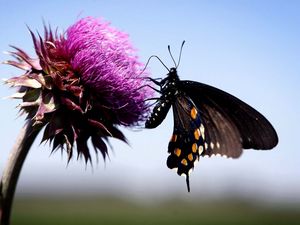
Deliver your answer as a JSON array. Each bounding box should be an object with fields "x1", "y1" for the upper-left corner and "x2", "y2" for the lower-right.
[{"x1": 145, "y1": 99, "x2": 172, "y2": 128}]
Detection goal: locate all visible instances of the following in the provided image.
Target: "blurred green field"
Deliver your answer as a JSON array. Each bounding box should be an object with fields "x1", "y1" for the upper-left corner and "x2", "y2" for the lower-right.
[{"x1": 11, "y1": 197, "x2": 300, "y2": 225}]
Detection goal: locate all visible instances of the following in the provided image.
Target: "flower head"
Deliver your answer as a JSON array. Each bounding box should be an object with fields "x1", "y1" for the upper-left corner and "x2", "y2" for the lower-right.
[{"x1": 4, "y1": 17, "x2": 152, "y2": 162}]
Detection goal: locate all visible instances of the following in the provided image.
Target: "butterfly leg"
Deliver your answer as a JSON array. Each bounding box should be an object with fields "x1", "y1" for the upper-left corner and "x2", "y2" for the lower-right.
[{"x1": 146, "y1": 77, "x2": 163, "y2": 85}]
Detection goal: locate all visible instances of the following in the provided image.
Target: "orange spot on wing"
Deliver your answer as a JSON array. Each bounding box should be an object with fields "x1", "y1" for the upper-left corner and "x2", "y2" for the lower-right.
[
  {"x1": 194, "y1": 129, "x2": 200, "y2": 140},
  {"x1": 192, "y1": 143, "x2": 198, "y2": 153},
  {"x1": 174, "y1": 148, "x2": 181, "y2": 157},
  {"x1": 170, "y1": 134, "x2": 177, "y2": 142},
  {"x1": 190, "y1": 107, "x2": 197, "y2": 120},
  {"x1": 181, "y1": 158, "x2": 188, "y2": 166}
]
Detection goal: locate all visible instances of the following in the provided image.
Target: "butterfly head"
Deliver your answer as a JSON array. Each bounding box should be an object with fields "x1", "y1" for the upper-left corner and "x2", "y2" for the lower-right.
[
  {"x1": 167, "y1": 67, "x2": 180, "y2": 81},
  {"x1": 169, "y1": 67, "x2": 177, "y2": 74}
]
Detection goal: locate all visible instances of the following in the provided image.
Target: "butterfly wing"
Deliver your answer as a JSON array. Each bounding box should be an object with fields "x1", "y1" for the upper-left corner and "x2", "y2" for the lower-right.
[
  {"x1": 197, "y1": 102, "x2": 243, "y2": 158},
  {"x1": 180, "y1": 81, "x2": 278, "y2": 157},
  {"x1": 167, "y1": 94, "x2": 206, "y2": 191}
]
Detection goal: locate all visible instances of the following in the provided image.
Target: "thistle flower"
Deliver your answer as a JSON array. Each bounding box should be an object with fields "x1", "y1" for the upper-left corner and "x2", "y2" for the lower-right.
[{"x1": 3, "y1": 17, "x2": 152, "y2": 162}]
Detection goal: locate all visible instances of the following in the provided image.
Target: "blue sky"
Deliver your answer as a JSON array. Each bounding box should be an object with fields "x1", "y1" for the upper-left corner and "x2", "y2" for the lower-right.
[{"x1": 0, "y1": 0, "x2": 299, "y2": 202}]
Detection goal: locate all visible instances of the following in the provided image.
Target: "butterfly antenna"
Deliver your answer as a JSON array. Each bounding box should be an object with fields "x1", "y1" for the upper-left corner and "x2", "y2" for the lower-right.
[
  {"x1": 168, "y1": 45, "x2": 177, "y2": 67},
  {"x1": 176, "y1": 40, "x2": 185, "y2": 69},
  {"x1": 141, "y1": 55, "x2": 170, "y2": 76}
]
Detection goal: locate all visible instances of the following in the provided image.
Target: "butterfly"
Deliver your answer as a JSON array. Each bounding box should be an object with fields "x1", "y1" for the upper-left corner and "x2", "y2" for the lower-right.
[{"x1": 145, "y1": 42, "x2": 278, "y2": 192}]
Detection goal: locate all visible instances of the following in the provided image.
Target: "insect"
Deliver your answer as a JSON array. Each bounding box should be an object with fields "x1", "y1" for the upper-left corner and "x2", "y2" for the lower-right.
[{"x1": 145, "y1": 41, "x2": 278, "y2": 192}]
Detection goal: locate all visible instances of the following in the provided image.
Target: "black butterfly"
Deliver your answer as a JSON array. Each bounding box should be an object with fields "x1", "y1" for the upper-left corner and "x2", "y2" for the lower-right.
[{"x1": 145, "y1": 42, "x2": 278, "y2": 192}]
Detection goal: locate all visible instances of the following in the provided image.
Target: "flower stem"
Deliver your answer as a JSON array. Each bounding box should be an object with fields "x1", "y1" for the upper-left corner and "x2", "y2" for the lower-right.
[{"x1": 0, "y1": 121, "x2": 39, "y2": 225}]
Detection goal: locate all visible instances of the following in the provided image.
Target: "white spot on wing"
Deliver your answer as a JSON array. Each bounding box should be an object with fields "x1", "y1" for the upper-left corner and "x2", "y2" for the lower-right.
[
  {"x1": 200, "y1": 124, "x2": 205, "y2": 139},
  {"x1": 198, "y1": 146, "x2": 204, "y2": 154},
  {"x1": 204, "y1": 142, "x2": 208, "y2": 150}
]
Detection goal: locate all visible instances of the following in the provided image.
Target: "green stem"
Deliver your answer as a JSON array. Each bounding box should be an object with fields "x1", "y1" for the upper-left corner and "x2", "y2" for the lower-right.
[{"x1": 0, "y1": 121, "x2": 39, "y2": 225}]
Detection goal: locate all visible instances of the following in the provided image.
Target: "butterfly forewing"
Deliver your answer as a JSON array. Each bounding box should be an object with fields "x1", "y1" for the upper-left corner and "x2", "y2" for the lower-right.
[{"x1": 180, "y1": 81, "x2": 278, "y2": 150}]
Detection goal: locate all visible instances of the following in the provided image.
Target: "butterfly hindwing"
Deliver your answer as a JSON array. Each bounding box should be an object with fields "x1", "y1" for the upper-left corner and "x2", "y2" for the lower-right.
[
  {"x1": 199, "y1": 103, "x2": 243, "y2": 158},
  {"x1": 167, "y1": 94, "x2": 205, "y2": 191}
]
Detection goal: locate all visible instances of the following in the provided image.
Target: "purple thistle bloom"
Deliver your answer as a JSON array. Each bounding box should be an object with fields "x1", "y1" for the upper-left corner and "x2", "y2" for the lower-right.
[
  {"x1": 64, "y1": 17, "x2": 151, "y2": 125},
  {"x1": 3, "y1": 17, "x2": 153, "y2": 162}
]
